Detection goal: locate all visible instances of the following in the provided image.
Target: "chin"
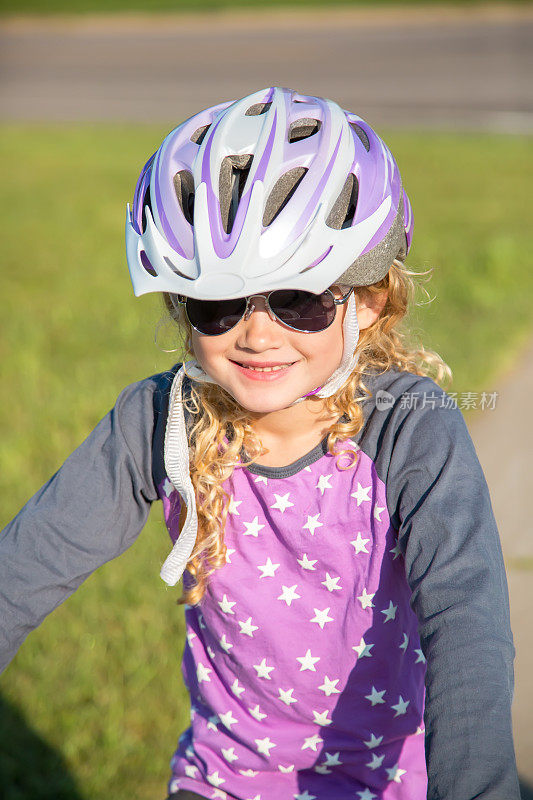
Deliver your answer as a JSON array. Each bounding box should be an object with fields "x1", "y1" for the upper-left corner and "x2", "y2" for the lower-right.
[{"x1": 224, "y1": 384, "x2": 301, "y2": 414}]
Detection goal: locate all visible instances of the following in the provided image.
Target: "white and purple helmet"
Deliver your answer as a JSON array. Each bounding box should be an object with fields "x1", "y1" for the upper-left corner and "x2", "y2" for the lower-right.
[{"x1": 126, "y1": 86, "x2": 413, "y2": 301}]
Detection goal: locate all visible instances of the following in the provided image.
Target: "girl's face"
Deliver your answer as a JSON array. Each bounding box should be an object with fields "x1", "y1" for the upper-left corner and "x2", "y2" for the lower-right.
[{"x1": 191, "y1": 286, "x2": 350, "y2": 414}]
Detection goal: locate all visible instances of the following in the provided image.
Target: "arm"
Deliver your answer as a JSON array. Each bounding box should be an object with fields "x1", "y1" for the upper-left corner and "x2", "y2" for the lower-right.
[
  {"x1": 0, "y1": 374, "x2": 164, "y2": 674},
  {"x1": 385, "y1": 378, "x2": 520, "y2": 800}
]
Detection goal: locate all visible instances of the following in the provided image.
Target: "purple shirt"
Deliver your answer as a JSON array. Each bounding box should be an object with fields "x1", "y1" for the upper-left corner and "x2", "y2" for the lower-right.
[{"x1": 158, "y1": 436, "x2": 427, "y2": 799}]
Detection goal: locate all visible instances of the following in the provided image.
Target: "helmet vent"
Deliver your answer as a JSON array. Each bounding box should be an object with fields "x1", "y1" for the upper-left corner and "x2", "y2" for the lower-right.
[
  {"x1": 349, "y1": 122, "x2": 370, "y2": 152},
  {"x1": 163, "y1": 257, "x2": 195, "y2": 280},
  {"x1": 288, "y1": 118, "x2": 322, "y2": 143},
  {"x1": 263, "y1": 167, "x2": 308, "y2": 227},
  {"x1": 219, "y1": 154, "x2": 254, "y2": 234},
  {"x1": 140, "y1": 185, "x2": 152, "y2": 235},
  {"x1": 173, "y1": 171, "x2": 195, "y2": 225},
  {"x1": 326, "y1": 173, "x2": 359, "y2": 230},
  {"x1": 190, "y1": 124, "x2": 211, "y2": 145},
  {"x1": 245, "y1": 102, "x2": 272, "y2": 116},
  {"x1": 140, "y1": 250, "x2": 157, "y2": 276}
]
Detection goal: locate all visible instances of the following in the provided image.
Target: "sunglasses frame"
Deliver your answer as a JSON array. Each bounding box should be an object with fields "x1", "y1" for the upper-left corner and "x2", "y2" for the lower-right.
[{"x1": 173, "y1": 286, "x2": 355, "y2": 336}]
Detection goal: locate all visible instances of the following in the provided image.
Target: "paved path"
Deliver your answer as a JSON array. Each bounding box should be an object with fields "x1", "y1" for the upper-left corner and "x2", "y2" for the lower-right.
[
  {"x1": 1, "y1": 4, "x2": 533, "y2": 131},
  {"x1": 466, "y1": 333, "x2": 533, "y2": 792}
]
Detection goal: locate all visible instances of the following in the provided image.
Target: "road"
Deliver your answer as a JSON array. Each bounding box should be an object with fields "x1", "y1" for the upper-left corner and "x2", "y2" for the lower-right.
[{"x1": 1, "y1": 5, "x2": 532, "y2": 131}]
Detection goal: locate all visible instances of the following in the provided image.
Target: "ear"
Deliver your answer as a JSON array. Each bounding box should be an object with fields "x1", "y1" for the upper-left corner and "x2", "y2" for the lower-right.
[{"x1": 355, "y1": 289, "x2": 388, "y2": 330}]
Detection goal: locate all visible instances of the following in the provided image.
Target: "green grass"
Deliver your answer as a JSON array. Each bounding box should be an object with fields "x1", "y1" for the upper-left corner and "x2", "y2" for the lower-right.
[
  {"x1": 1, "y1": 0, "x2": 531, "y2": 16},
  {"x1": 0, "y1": 123, "x2": 532, "y2": 799}
]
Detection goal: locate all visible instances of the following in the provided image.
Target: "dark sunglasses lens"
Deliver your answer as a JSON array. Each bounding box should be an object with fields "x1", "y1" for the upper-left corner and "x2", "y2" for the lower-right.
[
  {"x1": 269, "y1": 290, "x2": 336, "y2": 332},
  {"x1": 186, "y1": 298, "x2": 246, "y2": 335}
]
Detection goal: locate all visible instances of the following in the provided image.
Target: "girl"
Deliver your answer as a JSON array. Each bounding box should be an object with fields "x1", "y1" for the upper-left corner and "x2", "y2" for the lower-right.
[{"x1": 0, "y1": 87, "x2": 519, "y2": 800}]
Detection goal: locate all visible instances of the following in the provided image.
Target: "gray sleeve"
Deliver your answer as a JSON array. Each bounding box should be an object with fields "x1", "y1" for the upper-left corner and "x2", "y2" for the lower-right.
[
  {"x1": 385, "y1": 378, "x2": 520, "y2": 799},
  {"x1": 0, "y1": 375, "x2": 162, "y2": 674}
]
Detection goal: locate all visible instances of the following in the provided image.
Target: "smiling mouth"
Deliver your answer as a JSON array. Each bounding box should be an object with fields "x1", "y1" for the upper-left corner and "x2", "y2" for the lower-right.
[{"x1": 231, "y1": 360, "x2": 297, "y2": 375}]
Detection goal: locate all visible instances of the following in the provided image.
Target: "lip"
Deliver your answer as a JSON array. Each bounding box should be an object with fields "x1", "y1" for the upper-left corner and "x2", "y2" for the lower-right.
[{"x1": 231, "y1": 360, "x2": 296, "y2": 381}]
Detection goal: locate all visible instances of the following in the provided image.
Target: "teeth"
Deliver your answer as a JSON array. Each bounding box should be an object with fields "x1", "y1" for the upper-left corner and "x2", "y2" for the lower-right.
[{"x1": 243, "y1": 364, "x2": 291, "y2": 372}]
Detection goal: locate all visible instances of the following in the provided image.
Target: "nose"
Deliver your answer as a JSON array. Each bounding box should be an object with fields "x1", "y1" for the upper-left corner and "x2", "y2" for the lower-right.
[{"x1": 236, "y1": 295, "x2": 284, "y2": 349}]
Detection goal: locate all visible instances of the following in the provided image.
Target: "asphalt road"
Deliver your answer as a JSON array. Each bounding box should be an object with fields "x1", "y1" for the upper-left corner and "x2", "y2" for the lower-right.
[{"x1": 1, "y1": 5, "x2": 533, "y2": 131}]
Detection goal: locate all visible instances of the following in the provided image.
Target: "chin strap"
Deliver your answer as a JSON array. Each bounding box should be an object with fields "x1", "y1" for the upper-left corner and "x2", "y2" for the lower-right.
[{"x1": 159, "y1": 292, "x2": 360, "y2": 586}]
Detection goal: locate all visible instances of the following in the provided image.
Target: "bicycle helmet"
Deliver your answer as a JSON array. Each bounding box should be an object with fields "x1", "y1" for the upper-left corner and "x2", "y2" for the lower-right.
[{"x1": 125, "y1": 86, "x2": 413, "y2": 585}]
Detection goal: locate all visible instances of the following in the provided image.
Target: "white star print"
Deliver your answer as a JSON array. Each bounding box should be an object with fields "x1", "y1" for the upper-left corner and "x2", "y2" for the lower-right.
[
  {"x1": 218, "y1": 595, "x2": 236, "y2": 615},
  {"x1": 270, "y1": 492, "x2": 294, "y2": 512},
  {"x1": 314, "y1": 764, "x2": 331, "y2": 774},
  {"x1": 185, "y1": 764, "x2": 198, "y2": 778},
  {"x1": 231, "y1": 677, "x2": 245, "y2": 698},
  {"x1": 278, "y1": 687, "x2": 298, "y2": 706},
  {"x1": 303, "y1": 513, "x2": 323, "y2": 535},
  {"x1": 373, "y1": 504, "x2": 386, "y2": 521},
  {"x1": 218, "y1": 710, "x2": 238, "y2": 729},
  {"x1": 257, "y1": 557, "x2": 280, "y2": 578},
  {"x1": 321, "y1": 573, "x2": 342, "y2": 592},
  {"x1": 365, "y1": 686, "x2": 386, "y2": 705},
  {"x1": 242, "y1": 516, "x2": 265, "y2": 537},
  {"x1": 225, "y1": 547, "x2": 236, "y2": 564},
  {"x1": 366, "y1": 752, "x2": 385, "y2": 770},
  {"x1": 322, "y1": 751, "x2": 343, "y2": 766},
  {"x1": 416, "y1": 725, "x2": 425, "y2": 735},
  {"x1": 302, "y1": 733, "x2": 323, "y2": 752},
  {"x1": 207, "y1": 770, "x2": 225, "y2": 786},
  {"x1": 197, "y1": 663, "x2": 212, "y2": 683},
  {"x1": 350, "y1": 532, "x2": 370, "y2": 554},
  {"x1": 278, "y1": 584, "x2": 301, "y2": 606},
  {"x1": 296, "y1": 649, "x2": 320, "y2": 672},
  {"x1": 246, "y1": 795, "x2": 261, "y2": 800},
  {"x1": 253, "y1": 475, "x2": 268, "y2": 484},
  {"x1": 162, "y1": 478, "x2": 174, "y2": 497},
  {"x1": 304, "y1": 466, "x2": 313, "y2": 472},
  {"x1": 295, "y1": 792, "x2": 316, "y2": 800},
  {"x1": 207, "y1": 714, "x2": 219, "y2": 731},
  {"x1": 386, "y1": 762, "x2": 407, "y2": 782},
  {"x1": 357, "y1": 790, "x2": 377, "y2": 800},
  {"x1": 278, "y1": 764, "x2": 295, "y2": 772},
  {"x1": 310, "y1": 607, "x2": 334, "y2": 629},
  {"x1": 186, "y1": 630, "x2": 197, "y2": 645},
  {"x1": 414, "y1": 648, "x2": 427, "y2": 664},
  {"x1": 219, "y1": 634, "x2": 233, "y2": 653},
  {"x1": 238, "y1": 617, "x2": 259, "y2": 637},
  {"x1": 312, "y1": 709, "x2": 332, "y2": 725},
  {"x1": 222, "y1": 747, "x2": 239, "y2": 763},
  {"x1": 357, "y1": 588, "x2": 375, "y2": 610},
  {"x1": 391, "y1": 696, "x2": 410, "y2": 717},
  {"x1": 363, "y1": 733, "x2": 384, "y2": 749},
  {"x1": 350, "y1": 482, "x2": 371, "y2": 505},
  {"x1": 316, "y1": 474, "x2": 333, "y2": 494},
  {"x1": 198, "y1": 613, "x2": 206, "y2": 629},
  {"x1": 380, "y1": 601, "x2": 397, "y2": 622},
  {"x1": 400, "y1": 632, "x2": 409, "y2": 652},
  {"x1": 249, "y1": 704, "x2": 267, "y2": 721},
  {"x1": 389, "y1": 541, "x2": 402, "y2": 560},
  {"x1": 318, "y1": 675, "x2": 341, "y2": 696},
  {"x1": 207, "y1": 645, "x2": 215, "y2": 659},
  {"x1": 212, "y1": 790, "x2": 227, "y2": 800},
  {"x1": 255, "y1": 736, "x2": 276, "y2": 756},
  {"x1": 253, "y1": 657, "x2": 275, "y2": 679},
  {"x1": 239, "y1": 769, "x2": 259, "y2": 777},
  {"x1": 352, "y1": 637, "x2": 374, "y2": 659},
  {"x1": 227, "y1": 495, "x2": 242, "y2": 515},
  {"x1": 297, "y1": 553, "x2": 317, "y2": 570}
]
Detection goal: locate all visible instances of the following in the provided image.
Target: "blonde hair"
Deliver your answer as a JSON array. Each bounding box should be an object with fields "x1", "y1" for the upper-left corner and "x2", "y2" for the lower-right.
[{"x1": 160, "y1": 259, "x2": 451, "y2": 605}]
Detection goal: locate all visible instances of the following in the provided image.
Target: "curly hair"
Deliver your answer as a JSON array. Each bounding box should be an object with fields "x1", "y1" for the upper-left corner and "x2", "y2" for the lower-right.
[{"x1": 159, "y1": 259, "x2": 451, "y2": 606}]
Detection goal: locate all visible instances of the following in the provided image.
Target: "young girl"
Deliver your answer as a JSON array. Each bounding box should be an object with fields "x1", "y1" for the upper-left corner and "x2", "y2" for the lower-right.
[{"x1": 0, "y1": 87, "x2": 520, "y2": 800}]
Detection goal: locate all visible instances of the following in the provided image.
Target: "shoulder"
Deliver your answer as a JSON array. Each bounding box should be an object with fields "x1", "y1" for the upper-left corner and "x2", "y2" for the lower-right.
[
  {"x1": 357, "y1": 366, "x2": 474, "y2": 481},
  {"x1": 114, "y1": 361, "x2": 182, "y2": 419}
]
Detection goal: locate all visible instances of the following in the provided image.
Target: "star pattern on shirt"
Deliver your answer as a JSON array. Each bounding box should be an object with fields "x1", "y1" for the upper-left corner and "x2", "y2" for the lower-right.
[
  {"x1": 316, "y1": 474, "x2": 333, "y2": 494},
  {"x1": 167, "y1": 456, "x2": 426, "y2": 799},
  {"x1": 303, "y1": 513, "x2": 323, "y2": 535},
  {"x1": 257, "y1": 557, "x2": 280, "y2": 578},
  {"x1": 270, "y1": 492, "x2": 294, "y2": 513},
  {"x1": 351, "y1": 532, "x2": 370, "y2": 555},
  {"x1": 350, "y1": 482, "x2": 371, "y2": 505}
]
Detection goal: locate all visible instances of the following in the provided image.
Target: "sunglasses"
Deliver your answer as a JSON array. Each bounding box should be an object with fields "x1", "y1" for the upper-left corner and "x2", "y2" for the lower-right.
[{"x1": 173, "y1": 287, "x2": 354, "y2": 336}]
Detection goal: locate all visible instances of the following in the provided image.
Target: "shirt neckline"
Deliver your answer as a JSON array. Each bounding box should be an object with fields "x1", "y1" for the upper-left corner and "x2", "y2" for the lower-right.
[{"x1": 244, "y1": 432, "x2": 331, "y2": 479}]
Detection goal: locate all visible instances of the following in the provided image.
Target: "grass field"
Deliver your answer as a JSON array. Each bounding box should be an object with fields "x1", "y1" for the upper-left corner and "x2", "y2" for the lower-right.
[{"x1": 0, "y1": 124, "x2": 532, "y2": 799}]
